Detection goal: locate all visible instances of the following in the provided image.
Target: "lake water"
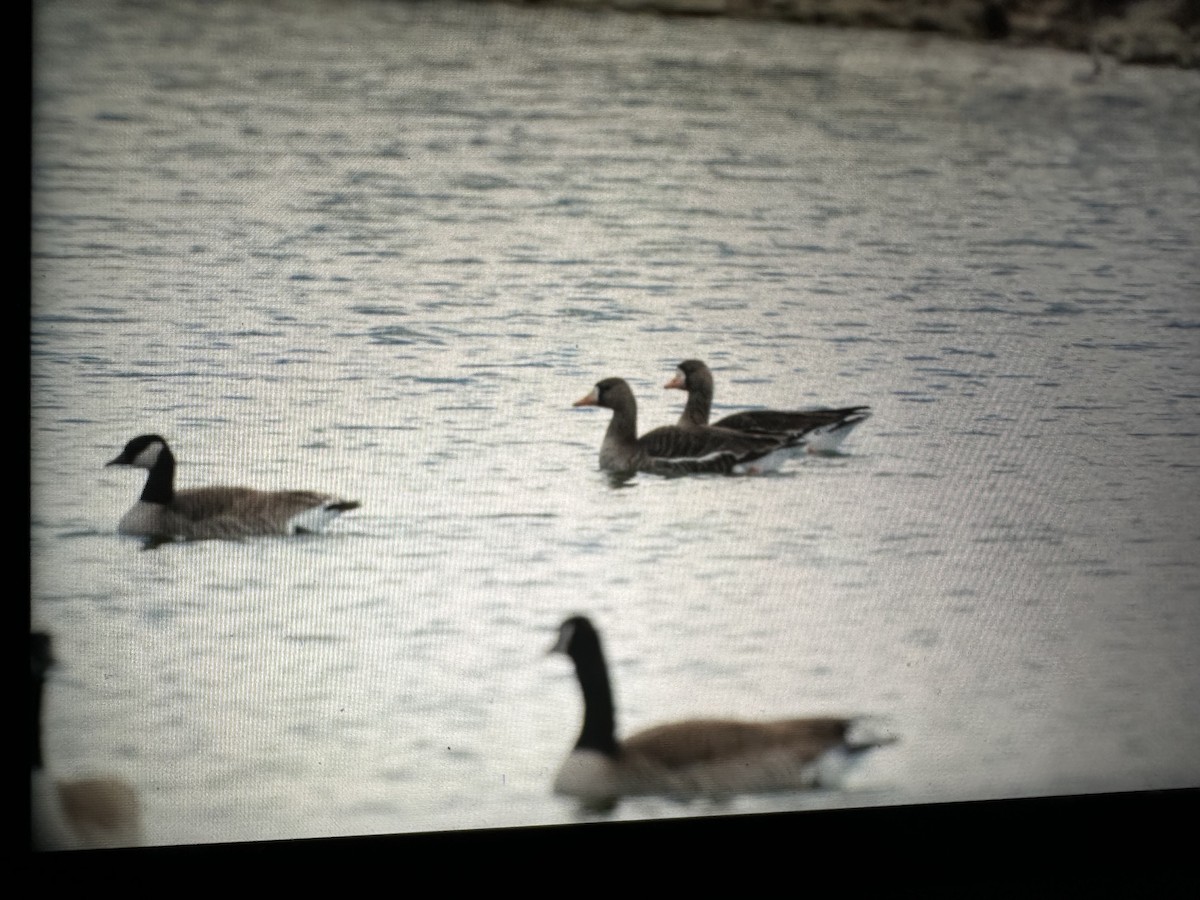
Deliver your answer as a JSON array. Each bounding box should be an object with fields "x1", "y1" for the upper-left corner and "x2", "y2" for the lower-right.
[{"x1": 31, "y1": 0, "x2": 1200, "y2": 847}]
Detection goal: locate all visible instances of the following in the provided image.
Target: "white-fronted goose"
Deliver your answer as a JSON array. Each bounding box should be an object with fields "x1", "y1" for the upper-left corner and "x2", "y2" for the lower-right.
[
  {"x1": 31, "y1": 632, "x2": 144, "y2": 851},
  {"x1": 107, "y1": 434, "x2": 361, "y2": 542},
  {"x1": 550, "y1": 616, "x2": 896, "y2": 809},
  {"x1": 665, "y1": 359, "x2": 871, "y2": 454},
  {"x1": 573, "y1": 378, "x2": 806, "y2": 476}
]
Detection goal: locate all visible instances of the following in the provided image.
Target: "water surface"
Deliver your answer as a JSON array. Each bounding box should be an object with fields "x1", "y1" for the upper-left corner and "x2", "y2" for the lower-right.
[{"x1": 31, "y1": 0, "x2": 1200, "y2": 846}]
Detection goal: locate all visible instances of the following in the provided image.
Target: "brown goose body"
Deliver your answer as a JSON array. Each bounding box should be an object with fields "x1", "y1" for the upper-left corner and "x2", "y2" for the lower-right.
[
  {"x1": 573, "y1": 378, "x2": 807, "y2": 476},
  {"x1": 666, "y1": 360, "x2": 871, "y2": 453},
  {"x1": 32, "y1": 633, "x2": 144, "y2": 851},
  {"x1": 117, "y1": 486, "x2": 360, "y2": 540},
  {"x1": 107, "y1": 435, "x2": 360, "y2": 542},
  {"x1": 550, "y1": 616, "x2": 896, "y2": 807}
]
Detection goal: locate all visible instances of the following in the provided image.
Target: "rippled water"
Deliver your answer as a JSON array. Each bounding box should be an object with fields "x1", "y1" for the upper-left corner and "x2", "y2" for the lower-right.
[{"x1": 31, "y1": 0, "x2": 1200, "y2": 847}]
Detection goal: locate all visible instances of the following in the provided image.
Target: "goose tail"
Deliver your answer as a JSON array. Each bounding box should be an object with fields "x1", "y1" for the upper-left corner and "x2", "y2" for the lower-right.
[
  {"x1": 802, "y1": 409, "x2": 872, "y2": 455},
  {"x1": 845, "y1": 716, "x2": 899, "y2": 754}
]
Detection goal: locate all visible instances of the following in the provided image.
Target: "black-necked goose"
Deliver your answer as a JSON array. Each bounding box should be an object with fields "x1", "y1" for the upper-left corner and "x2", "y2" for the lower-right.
[
  {"x1": 550, "y1": 616, "x2": 895, "y2": 809},
  {"x1": 106, "y1": 434, "x2": 361, "y2": 542},
  {"x1": 31, "y1": 633, "x2": 144, "y2": 851},
  {"x1": 573, "y1": 378, "x2": 806, "y2": 476},
  {"x1": 665, "y1": 359, "x2": 871, "y2": 454}
]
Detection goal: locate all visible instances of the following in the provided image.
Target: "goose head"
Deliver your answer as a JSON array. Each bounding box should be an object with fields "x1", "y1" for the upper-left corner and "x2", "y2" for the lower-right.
[
  {"x1": 573, "y1": 378, "x2": 636, "y2": 414},
  {"x1": 664, "y1": 359, "x2": 712, "y2": 393},
  {"x1": 107, "y1": 435, "x2": 171, "y2": 470},
  {"x1": 550, "y1": 614, "x2": 599, "y2": 661}
]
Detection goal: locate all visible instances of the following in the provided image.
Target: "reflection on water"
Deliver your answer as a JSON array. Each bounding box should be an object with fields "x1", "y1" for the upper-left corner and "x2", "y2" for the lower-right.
[{"x1": 31, "y1": 0, "x2": 1200, "y2": 845}]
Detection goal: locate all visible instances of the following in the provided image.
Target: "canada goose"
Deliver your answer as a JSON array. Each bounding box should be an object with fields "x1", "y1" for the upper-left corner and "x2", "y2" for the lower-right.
[
  {"x1": 106, "y1": 434, "x2": 361, "y2": 542},
  {"x1": 31, "y1": 632, "x2": 144, "y2": 851},
  {"x1": 550, "y1": 615, "x2": 896, "y2": 809},
  {"x1": 573, "y1": 378, "x2": 807, "y2": 476},
  {"x1": 665, "y1": 360, "x2": 871, "y2": 454}
]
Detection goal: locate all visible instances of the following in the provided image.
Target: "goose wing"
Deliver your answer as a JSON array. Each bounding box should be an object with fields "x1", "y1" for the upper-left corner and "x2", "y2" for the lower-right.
[
  {"x1": 713, "y1": 406, "x2": 872, "y2": 438},
  {"x1": 622, "y1": 717, "x2": 853, "y2": 768},
  {"x1": 634, "y1": 425, "x2": 804, "y2": 475},
  {"x1": 170, "y1": 487, "x2": 263, "y2": 520},
  {"x1": 171, "y1": 488, "x2": 360, "y2": 537}
]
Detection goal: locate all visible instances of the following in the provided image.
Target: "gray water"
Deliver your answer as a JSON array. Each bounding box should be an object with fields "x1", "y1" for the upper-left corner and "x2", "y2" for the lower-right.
[{"x1": 31, "y1": 0, "x2": 1200, "y2": 846}]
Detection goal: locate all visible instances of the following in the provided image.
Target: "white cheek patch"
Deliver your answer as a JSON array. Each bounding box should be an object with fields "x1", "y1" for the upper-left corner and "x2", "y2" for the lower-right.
[
  {"x1": 551, "y1": 620, "x2": 576, "y2": 654},
  {"x1": 132, "y1": 441, "x2": 164, "y2": 468}
]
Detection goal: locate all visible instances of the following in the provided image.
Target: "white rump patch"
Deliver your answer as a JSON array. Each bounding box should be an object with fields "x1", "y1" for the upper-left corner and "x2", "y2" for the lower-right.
[
  {"x1": 287, "y1": 504, "x2": 346, "y2": 534},
  {"x1": 802, "y1": 423, "x2": 854, "y2": 454},
  {"x1": 732, "y1": 444, "x2": 801, "y2": 475}
]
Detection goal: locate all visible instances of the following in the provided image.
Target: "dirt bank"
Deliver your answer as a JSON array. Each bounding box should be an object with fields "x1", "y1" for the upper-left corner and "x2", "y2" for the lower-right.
[{"x1": 484, "y1": 1, "x2": 1200, "y2": 68}]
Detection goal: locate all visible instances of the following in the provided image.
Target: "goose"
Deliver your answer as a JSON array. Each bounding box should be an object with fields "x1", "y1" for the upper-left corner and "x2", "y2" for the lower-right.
[
  {"x1": 573, "y1": 378, "x2": 807, "y2": 476},
  {"x1": 31, "y1": 632, "x2": 144, "y2": 851},
  {"x1": 665, "y1": 359, "x2": 871, "y2": 454},
  {"x1": 106, "y1": 434, "x2": 361, "y2": 542},
  {"x1": 550, "y1": 615, "x2": 895, "y2": 809}
]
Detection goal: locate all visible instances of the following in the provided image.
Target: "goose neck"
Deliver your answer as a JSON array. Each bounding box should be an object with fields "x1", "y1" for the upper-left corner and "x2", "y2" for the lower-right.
[
  {"x1": 684, "y1": 375, "x2": 713, "y2": 426},
  {"x1": 139, "y1": 444, "x2": 176, "y2": 505},
  {"x1": 604, "y1": 397, "x2": 639, "y2": 448},
  {"x1": 571, "y1": 645, "x2": 620, "y2": 758}
]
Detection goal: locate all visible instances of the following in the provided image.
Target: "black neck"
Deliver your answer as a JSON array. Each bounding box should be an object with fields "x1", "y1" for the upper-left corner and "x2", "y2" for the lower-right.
[
  {"x1": 140, "y1": 444, "x2": 176, "y2": 505},
  {"x1": 570, "y1": 635, "x2": 620, "y2": 758}
]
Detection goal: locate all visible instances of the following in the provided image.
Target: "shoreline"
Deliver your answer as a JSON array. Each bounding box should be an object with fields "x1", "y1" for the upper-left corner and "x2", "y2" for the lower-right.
[{"x1": 482, "y1": 1, "x2": 1200, "y2": 68}]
